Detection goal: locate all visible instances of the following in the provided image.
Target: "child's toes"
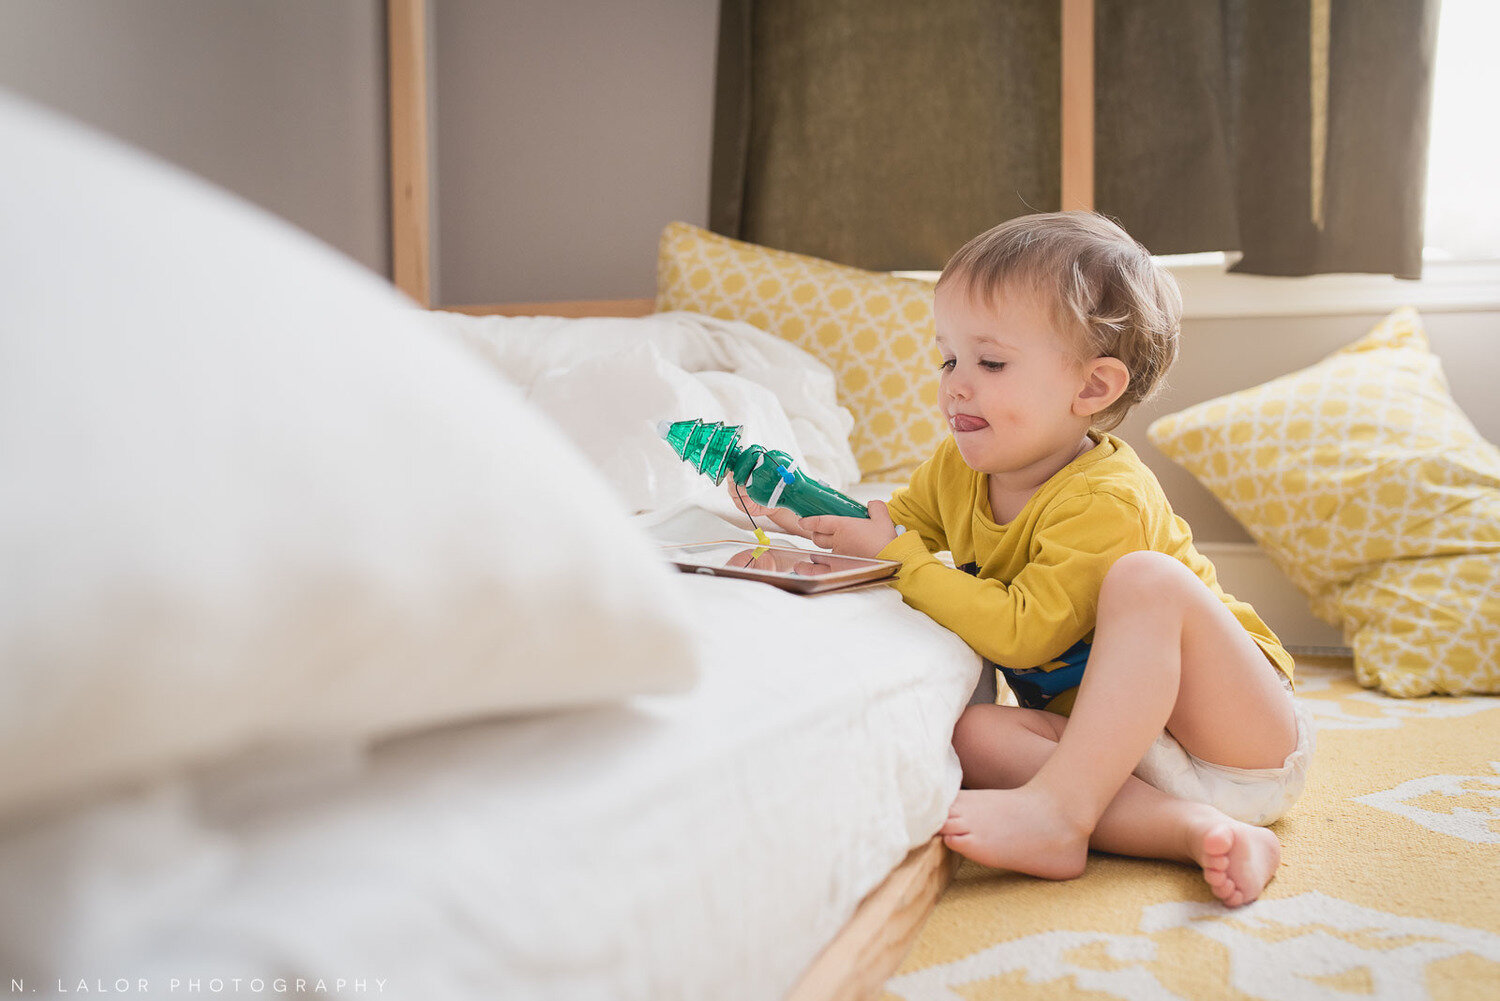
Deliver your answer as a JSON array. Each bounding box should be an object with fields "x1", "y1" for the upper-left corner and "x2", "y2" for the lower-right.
[
  {"x1": 1214, "y1": 875, "x2": 1245, "y2": 906},
  {"x1": 1201, "y1": 824, "x2": 1235, "y2": 858}
]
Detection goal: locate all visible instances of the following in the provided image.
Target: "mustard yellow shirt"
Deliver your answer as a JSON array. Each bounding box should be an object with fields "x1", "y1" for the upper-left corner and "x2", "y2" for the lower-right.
[{"x1": 879, "y1": 432, "x2": 1294, "y2": 714}]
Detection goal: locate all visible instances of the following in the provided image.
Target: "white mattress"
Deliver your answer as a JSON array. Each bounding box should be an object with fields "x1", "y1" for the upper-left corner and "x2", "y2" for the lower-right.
[{"x1": 1, "y1": 529, "x2": 980, "y2": 1000}]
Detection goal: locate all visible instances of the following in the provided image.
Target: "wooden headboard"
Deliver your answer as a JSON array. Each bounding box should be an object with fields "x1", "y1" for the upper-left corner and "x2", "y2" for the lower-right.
[{"x1": 385, "y1": 0, "x2": 1095, "y2": 316}]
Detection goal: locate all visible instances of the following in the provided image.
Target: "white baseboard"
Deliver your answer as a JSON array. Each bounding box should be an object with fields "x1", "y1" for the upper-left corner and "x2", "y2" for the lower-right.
[{"x1": 1196, "y1": 542, "x2": 1351, "y2": 656}]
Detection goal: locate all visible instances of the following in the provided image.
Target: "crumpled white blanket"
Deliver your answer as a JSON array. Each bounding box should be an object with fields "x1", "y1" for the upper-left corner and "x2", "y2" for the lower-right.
[
  {"x1": 432, "y1": 310, "x2": 858, "y2": 519},
  {"x1": 0, "y1": 573, "x2": 980, "y2": 1001}
]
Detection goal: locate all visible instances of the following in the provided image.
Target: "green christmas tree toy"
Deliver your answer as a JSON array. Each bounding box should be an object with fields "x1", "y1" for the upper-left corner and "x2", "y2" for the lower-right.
[{"x1": 657, "y1": 418, "x2": 869, "y2": 520}]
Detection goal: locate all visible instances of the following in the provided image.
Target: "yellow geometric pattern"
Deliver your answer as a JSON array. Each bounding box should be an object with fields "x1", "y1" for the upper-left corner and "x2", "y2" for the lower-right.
[
  {"x1": 1147, "y1": 308, "x2": 1500, "y2": 697},
  {"x1": 655, "y1": 222, "x2": 945, "y2": 479},
  {"x1": 885, "y1": 656, "x2": 1500, "y2": 1000}
]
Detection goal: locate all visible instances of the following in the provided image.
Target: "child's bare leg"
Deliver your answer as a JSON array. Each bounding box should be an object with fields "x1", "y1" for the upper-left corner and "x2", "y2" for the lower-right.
[
  {"x1": 947, "y1": 704, "x2": 1282, "y2": 905},
  {"x1": 942, "y1": 551, "x2": 1298, "y2": 902}
]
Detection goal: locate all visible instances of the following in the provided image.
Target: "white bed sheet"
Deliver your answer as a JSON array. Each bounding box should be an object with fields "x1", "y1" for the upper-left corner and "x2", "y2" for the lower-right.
[{"x1": 1, "y1": 511, "x2": 979, "y2": 1001}]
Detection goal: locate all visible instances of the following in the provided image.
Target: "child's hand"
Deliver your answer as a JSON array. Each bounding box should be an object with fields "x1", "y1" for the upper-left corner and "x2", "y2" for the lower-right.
[
  {"x1": 801, "y1": 500, "x2": 899, "y2": 558},
  {"x1": 728, "y1": 480, "x2": 808, "y2": 538},
  {"x1": 728, "y1": 479, "x2": 773, "y2": 519}
]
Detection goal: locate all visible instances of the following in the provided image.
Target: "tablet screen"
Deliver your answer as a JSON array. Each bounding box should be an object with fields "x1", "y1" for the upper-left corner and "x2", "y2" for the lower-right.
[{"x1": 660, "y1": 541, "x2": 899, "y2": 593}]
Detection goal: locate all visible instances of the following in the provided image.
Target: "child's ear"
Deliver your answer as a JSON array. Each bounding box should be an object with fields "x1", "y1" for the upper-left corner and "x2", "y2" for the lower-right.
[{"x1": 1073, "y1": 357, "x2": 1131, "y2": 417}]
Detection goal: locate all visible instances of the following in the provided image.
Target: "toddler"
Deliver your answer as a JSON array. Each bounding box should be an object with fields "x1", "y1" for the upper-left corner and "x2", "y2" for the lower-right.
[{"x1": 737, "y1": 212, "x2": 1313, "y2": 907}]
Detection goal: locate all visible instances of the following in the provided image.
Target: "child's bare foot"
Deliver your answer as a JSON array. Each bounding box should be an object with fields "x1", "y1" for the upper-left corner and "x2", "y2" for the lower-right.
[
  {"x1": 940, "y1": 787, "x2": 1090, "y2": 880},
  {"x1": 1189, "y1": 816, "x2": 1281, "y2": 907}
]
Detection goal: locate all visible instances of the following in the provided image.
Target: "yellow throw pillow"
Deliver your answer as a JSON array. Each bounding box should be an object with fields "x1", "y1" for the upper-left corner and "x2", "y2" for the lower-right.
[
  {"x1": 1148, "y1": 308, "x2": 1500, "y2": 697},
  {"x1": 656, "y1": 222, "x2": 944, "y2": 479}
]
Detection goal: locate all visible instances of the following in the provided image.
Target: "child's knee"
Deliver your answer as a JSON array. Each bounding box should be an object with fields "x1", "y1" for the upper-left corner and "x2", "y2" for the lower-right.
[
  {"x1": 951, "y1": 704, "x2": 1057, "y2": 764},
  {"x1": 951, "y1": 704, "x2": 1007, "y2": 762},
  {"x1": 1100, "y1": 549, "x2": 1200, "y2": 611}
]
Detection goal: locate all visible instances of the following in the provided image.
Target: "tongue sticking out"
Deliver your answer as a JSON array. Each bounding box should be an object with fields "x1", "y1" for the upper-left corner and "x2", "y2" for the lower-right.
[{"x1": 952, "y1": 414, "x2": 989, "y2": 433}]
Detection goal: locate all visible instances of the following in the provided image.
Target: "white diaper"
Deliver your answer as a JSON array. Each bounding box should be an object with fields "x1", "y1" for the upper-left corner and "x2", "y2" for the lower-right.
[{"x1": 1132, "y1": 691, "x2": 1315, "y2": 827}]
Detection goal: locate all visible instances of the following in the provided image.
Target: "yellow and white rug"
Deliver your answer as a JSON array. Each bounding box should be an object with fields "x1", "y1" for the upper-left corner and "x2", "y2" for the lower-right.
[{"x1": 882, "y1": 656, "x2": 1500, "y2": 1000}]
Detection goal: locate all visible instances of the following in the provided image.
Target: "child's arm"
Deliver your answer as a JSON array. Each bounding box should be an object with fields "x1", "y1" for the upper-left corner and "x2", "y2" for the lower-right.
[
  {"x1": 730, "y1": 447, "x2": 948, "y2": 551},
  {"x1": 883, "y1": 493, "x2": 1149, "y2": 670}
]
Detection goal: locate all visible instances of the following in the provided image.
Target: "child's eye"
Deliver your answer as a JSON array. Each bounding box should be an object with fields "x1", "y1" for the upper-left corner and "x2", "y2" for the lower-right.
[
  {"x1": 938, "y1": 358, "x2": 956, "y2": 372},
  {"x1": 980, "y1": 360, "x2": 1006, "y2": 371}
]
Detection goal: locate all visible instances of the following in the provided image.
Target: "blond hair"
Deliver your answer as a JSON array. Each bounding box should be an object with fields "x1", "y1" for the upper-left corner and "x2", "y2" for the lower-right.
[{"x1": 936, "y1": 212, "x2": 1182, "y2": 431}]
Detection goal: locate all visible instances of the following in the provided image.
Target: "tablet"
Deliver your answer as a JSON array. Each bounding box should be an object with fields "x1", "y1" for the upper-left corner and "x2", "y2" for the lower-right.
[{"x1": 660, "y1": 541, "x2": 900, "y2": 594}]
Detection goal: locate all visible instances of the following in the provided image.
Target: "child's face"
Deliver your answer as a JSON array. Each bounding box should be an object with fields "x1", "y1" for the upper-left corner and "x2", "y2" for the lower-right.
[{"x1": 933, "y1": 280, "x2": 1095, "y2": 478}]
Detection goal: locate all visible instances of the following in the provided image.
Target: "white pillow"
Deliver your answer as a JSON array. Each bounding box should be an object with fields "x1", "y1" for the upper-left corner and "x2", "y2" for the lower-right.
[
  {"x1": 0, "y1": 93, "x2": 697, "y2": 819},
  {"x1": 436, "y1": 310, "x2": 860, "y2": 517}
]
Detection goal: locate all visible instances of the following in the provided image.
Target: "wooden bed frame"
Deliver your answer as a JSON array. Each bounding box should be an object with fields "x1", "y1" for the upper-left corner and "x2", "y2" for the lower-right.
[{"x1": 383, "y1": 1, "x2": 1096, "y2": 993}]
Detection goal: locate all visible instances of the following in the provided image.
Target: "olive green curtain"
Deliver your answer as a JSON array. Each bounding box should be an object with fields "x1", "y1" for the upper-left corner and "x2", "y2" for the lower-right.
[
  {"x1": 711, "y1": 0, "x2": 1060, "y2": 273},
  {"x1": 1093, "y1": 0, "x2": 1240, "y2": 257},
  {"x1": 712, "y1": 0, "x2": 1439, "y2": 278},
  {"x1": 1227, "y1": 0, "x2": 1439, "y2": 277}
]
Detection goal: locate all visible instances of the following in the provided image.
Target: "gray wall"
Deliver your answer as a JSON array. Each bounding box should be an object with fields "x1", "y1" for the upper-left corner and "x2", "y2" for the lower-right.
[
  {"x1": 0, "y1": 0, "x2": 390, "y2": 275},
  {"x1": 0, "y1": 1, "x2": 718, "y2": 302},
  {"x1": 430, "y1": 0, "x2": 718, "y2": 305}
]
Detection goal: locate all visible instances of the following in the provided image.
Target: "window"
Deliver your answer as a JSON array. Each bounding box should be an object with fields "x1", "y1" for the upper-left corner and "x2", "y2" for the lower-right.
[{"x1": 1422, "y1": 0, "x2": 1500, "y2": 261}]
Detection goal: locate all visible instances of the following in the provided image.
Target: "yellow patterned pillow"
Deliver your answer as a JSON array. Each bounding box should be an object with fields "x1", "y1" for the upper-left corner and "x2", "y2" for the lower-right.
[
  {"x1": 656, "y1": 222, "x2": 944, "y2": 479},
  {"x1": 1148, "y1": 308, "x2": 1500, "y2": 697}
]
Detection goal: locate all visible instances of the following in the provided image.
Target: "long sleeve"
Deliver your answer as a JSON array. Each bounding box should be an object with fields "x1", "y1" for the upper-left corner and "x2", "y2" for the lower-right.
[
  {"x1": 878, "y1": 492, "x2": 1150, "y2": 669},
  {"x1": 883, "y1": 452, "x2": 950, "y2": 555}
]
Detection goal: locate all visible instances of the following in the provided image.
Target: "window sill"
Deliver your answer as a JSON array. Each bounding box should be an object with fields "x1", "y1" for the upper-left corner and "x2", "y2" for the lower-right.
[
  {"x1": 896, "y1": 254, "x2": 1500, "y2": 320},
  {"x1": 1162, "y1": 253, "x2": 1500, "y2": 320}
]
